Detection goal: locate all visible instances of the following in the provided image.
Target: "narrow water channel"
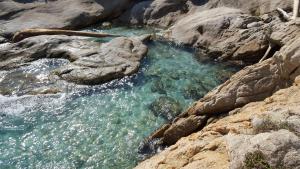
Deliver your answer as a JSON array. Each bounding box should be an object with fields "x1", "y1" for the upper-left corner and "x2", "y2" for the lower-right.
[{"x1": 0, "y1": 26, "x2": 237, "y2": 169}]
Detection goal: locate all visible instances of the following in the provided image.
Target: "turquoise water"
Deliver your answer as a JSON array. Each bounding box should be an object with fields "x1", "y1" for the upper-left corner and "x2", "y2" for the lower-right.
[{"x1": 0, "y1": 26, "x2": 237, "y2": 169}]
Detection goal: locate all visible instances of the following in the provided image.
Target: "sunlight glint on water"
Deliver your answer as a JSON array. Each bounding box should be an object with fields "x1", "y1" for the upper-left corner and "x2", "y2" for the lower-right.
[{"x1": 0, "y1": 26, "x2": 237, "y2": 169}]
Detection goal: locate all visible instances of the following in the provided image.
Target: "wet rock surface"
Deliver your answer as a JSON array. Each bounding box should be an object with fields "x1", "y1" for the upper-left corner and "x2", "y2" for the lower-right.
[
  {"x1": 0, "y1": 0, "x2": 133, "y2": 38},
  {"x1": 0, "y1": 35, "x2": 148, "y2": 86}
]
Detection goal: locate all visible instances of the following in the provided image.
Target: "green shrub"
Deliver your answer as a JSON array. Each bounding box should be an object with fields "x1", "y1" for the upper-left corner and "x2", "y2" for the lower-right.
[
  {"x1": 254, "y1": 117, "x2": 295, "y2": 134},
  {"x1": 243, "y1": 150, "x2": 287, "y2": 169},
  {"x1": 243, "y1": 150, "x2": 271, "y2": 169}
]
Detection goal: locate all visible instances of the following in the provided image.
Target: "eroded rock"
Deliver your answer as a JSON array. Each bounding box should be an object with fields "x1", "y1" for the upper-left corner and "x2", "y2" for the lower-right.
[
  {"x1": 227, "y1": 130, "x2": 300, "y2": 169},
  {"x1": 119, "y1": 0, "x2": 189, "y2": 27},
  {"x1": 119, "y1": 0, "x2": 292, "y2": 28},
  {"x1": 135, "y1": 76, "x2": 300, "y2": 169},
  {"x1": 0, "y1": 0, "x2": 133, "y2": 37},
  {"x1": 0, "y1": 35, "x2": 148, "y2": 85},
  {"x1": 143, "y1": 19, "x2": 300, "y2": 154},
  {"x1": 168, "y1": 7, "x2": 269, "y2": 63}
]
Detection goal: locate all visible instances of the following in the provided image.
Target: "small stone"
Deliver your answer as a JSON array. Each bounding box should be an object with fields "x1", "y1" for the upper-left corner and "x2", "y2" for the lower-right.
[
  {"x1": 102, "y1": 22, "x2": 112, "y2": 28},
  {"x1": 246, "y1": 21, "x2": 263, "y2": 29}
]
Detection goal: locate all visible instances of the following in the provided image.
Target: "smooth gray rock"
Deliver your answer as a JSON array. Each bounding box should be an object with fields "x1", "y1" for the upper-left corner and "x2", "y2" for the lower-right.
[
  {"x1": 168, "y1": 7, "x2": 268, "y2": 63},
  {"x1": 0, "y1": 0, "x2": 133, "y2": 38},
  {"x1": 226, "y1": 130, "x2": 300, "y2": 169},
  {"x1": 0, "y1": 35, "x2": 148, "y2": 85},
  {"x1": 119, "y1": 0, "x2": 188, "y2": 27}
]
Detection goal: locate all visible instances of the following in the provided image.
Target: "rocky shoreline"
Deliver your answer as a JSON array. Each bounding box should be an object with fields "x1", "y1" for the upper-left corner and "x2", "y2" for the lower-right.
[{"x1": 1, "y1": 0, "x2": 300, "y2": 168}]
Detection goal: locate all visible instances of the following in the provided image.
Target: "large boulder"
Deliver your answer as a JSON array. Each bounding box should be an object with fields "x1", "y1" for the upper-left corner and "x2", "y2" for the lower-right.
[
  {"x1": 119, "y1": 0, "x2": 292, "y2": 28},
  {"x1": 0, "y1": 0, "x2": 133, "y2": 38},
  {"x1": 0, "y1": 35, "x2": 148, "y2": 85},
  {"x1": 193, "y1": 21, "x2": 300, "y2": 118},
  {"x1": 119, "y1": 0, "x2": 189, "y2": 27},
  {"x1": 168, "y1": 7, "x2": 269, "y2": 63}
]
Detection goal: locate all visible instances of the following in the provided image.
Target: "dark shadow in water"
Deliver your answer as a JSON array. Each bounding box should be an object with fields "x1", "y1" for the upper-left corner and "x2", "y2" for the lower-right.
[
  {"x1": 13, "y1": 0, "x2": 38, "y2": 3},
  {"x1": 190, "y1": 0, "x2": 209, "y2": 6}
]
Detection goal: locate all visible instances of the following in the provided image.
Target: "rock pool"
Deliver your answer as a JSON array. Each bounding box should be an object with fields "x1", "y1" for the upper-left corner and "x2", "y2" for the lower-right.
[{"x1": 0, "y1": 26, "x2": 238, "y2": 169}]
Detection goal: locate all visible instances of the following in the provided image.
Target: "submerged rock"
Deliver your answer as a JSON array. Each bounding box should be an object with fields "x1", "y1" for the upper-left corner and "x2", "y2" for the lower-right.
[
  {"x1": 0, "y1": 35, "x2": 148, "y2": 85},
  {"x1": 0, "y1": 70, "x2": 41, "y2": 96},
  {"x1": 149, "y1": 96, "x2": 182, "y2": 121},
  {"x1": 182, "y1": 81, "x2": 210, "y2": 100},
  {"x1": 150, "y1": 78, "x2": 172, "y2": 94}
]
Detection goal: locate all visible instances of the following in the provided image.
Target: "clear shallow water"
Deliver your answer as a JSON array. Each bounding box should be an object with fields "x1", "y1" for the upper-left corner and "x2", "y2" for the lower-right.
[{"x1": 0, "y1": 26, "x2": 237, "y2": 169}]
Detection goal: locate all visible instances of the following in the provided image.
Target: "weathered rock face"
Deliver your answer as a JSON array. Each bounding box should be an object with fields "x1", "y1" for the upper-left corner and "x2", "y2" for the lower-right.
[
  {"x1": 0, "y1": 0, "x2": 133, "y2": 38},
  {"x1": 119, "y1": 0, "x2": 292, "y2": 28},
  {"x1": 0, "y1": 35, "x2": 148, "y2": 85},
  {"x1": 168, "y1": 7, "x2": 270, "y2": 63},
  {"x1": 227, "y1": 130, "x2": 300, "y2": 169},
  {"x1": 135, "y1": 76, "x2": 300, "y2": 169},
  {"x1": 142, "y1": 19, "x2": 300, "y2": 152},
  {"x1": 202, "y1": 0, "x2": 293, "y2": 15},
  {"x1": 55, "y1": 37, "x2": 148, "y2": 85},
  {"x1": 119, "y1": 0, "x2": 189, "y2": 27}
]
